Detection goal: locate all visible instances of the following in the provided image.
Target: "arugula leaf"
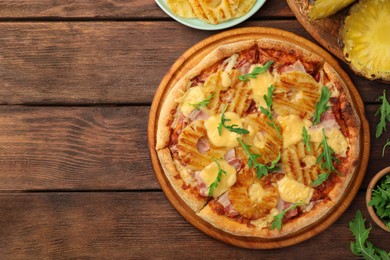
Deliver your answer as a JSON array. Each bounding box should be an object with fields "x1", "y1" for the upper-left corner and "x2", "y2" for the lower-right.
[
  {"x1": 238, "y1": 60, "x2": 274, "y2": 81},
  {"x1": 313, "y1": 86, "x2": 331, "y2": 125},
  {"x1": 191, "y1": 92, "x2": 215, "y2": 110},
  {"x1": 270, "y1": 201, "x2": 305, "y2": 230},
  {"x1": 349, "y1": 210, "x2": 390, "y2": 260},
  {"x1": 218, "y1": 105, "x2": 249, "y2": 135},
  {"x1": 368, "y1": 174, "x2": 390, "y2": 228},
  {"x1": 375, "y1": 90, "x2": 390, "y2": 138},
  {"x1": 208, "y1": 159, "x2": 227, "y2": 196},
  {"x1": 383, "y1": 139, "x2": 390, "y2": 157},
  {"x1": 311, "y1": 129, "x2": 340, "y2": 187},
  {"x1": 302, "y1": 126, "x2": 312, "y2": 152},
  {"x1": 237, "y1": 138, "x2": 280, "y2": 178},
  {"x1": 260, "y1": 85, "x2": 281, "y2": 138}
]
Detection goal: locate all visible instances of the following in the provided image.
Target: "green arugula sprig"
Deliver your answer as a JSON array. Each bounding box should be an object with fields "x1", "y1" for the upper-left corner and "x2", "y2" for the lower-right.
[
  {"x1": 237, "y1": 138, "x2": 280, "y2": 178},
  {"x1": 191, "y1": 92, "x2": 215, "y2": 110},
  {"x1": 259, "y1": 85, "x2": 281, "y2": 138},
  {"x1": 270, "y1": 201, "x2": 305, "y2": 231},
  {"x1": 368, "y1": 174, "x2": 390, "y2": 229},
  {"x1": 217, "y1": 105, "x2": 249, "y2": 135},
  {"x1": 238, "y1": 60, "x2": 274, "y2": 81},
  {"x1": 313, "y1": 86, "x2": 331, "y2": 125},
  {"x1": 311, "y1": 129, "x2": 340, "y2": 187},
  {"x1": 375, "y1": 90, "x2": 390, "y2": 138},
  {"x1": 302, "y1": 126, "x2": 312, "y2": 152},
  {"x1": 349, "y1": 210, "x2": 390, "y2": 260},
  {"x1": 208, "y1": 158, "x2": 227, "y2": 196},
  {"x1": 382, "y1": 139, "x2": 390, "y2": 157}
]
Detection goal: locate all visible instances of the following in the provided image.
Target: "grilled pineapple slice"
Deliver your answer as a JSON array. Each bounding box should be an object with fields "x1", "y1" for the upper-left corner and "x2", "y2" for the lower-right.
[
  {"x1": 177, "y1": 120, "x2": 226, "y2": 170},
  {"x1": 273, "y1": 71, "x2": 320, "y2": 119},
  {"x1": 204, "y1": 69, "x2": 252, "y2": 117},
  {"x1": 228, "y1": 168, "x2": 278, "y2": 219},
  {"x1": 237, "y1": 113, "x2": 282, "y2": 165},
  {"x1": 282, "y1": 142, "x2": 322, "y2": 186},
  {"x1": 309, "y1": 0, "x2": 356, "y2": 20},
  {"x1": 188, "y1": 0, "x2": 239, "y2": 24},
  {"x1": 340, "y1": 0, "x2": 390, "y2": 81},
  {"x1": 167, "y1": 0, "x2": 197, "y2": 18},
  {"x1": 234, "y1": 0, "x2": 256, "y2": 18}
]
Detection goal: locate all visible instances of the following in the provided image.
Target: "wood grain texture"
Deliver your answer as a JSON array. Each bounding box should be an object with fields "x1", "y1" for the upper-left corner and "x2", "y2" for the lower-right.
[
  {"x1": 0, "y1": 191, "x2": 388, "y2": 258},
  {"x1": 0, "y1": 106, "x2": 155, "y2": 190},
  {"x1": 0, "y1": 0, "x2": 293, "y2": 19},
  {"x1": 0, "y1": 105, "x2": 386, "y2": 191},
  {"x1": 0, "y1": 21, "x2": 387, "y2": 105},
  {"x1": 286, "y1": 0, "x2": 346, "y2": 61}
]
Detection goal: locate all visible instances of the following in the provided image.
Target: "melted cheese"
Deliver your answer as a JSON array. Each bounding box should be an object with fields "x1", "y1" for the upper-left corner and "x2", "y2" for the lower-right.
[
  {"x1": 309, "y1": 128, "x2": 349, "y2": 157},
  {"x1": 179, "y1": 86, "x2": 206, "y2": 117},
  {"x1": 220, "y1": 71, "x2": 231, "y2": 89},
  {"x1": 277, "y1": 175, "x2": 313, "y2": 204},
  {"x1": 248, "y1": 183, "x2": 267, "y2": 203},
  {"x1": 199, "y1": 160, "x2": 237, "y2": 198},
  {"x1": 278, "y1": 115, "x2": 312, "y2": 148},
  {"x1": 204, "y1": 112, "x2": 242, "y2": 148},
  {"x1": 250, "y1": 208, "x2": 279, "y2": 229},
  {"x1": 249, "y1": 65, "x2": 274, "y2": 108}
]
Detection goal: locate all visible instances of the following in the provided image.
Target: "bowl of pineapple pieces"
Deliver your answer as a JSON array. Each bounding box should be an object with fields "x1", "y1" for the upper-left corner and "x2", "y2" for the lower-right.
[{"x1": 155, "y1": 0, "x2": 267, "y2": 30}]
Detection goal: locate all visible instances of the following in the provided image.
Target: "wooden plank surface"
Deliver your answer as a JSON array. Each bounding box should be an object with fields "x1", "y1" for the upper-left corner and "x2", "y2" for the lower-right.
[
  {"x1": 0, "y1": 191, "x2": 388, "y2": 258},
  {"x1": 0, "y1": 21, "x2": 387, "y2": 105},
  {"x1": 0, "y1": 105, "x2": 386, "y2": 191},
  {"x1": 0, "y1": 0, "x2": 293, "y2": 19},
  {"x1": 0, "y1": 0, "x2": 388, "y2": 257}
]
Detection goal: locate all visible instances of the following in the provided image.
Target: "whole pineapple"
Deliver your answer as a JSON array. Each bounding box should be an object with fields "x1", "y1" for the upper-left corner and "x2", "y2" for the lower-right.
[
  {"x1": 340, "y1": 0, "x2": 390, "y2": 81},
  {"x1": 309, "y1": 0, "x2": 356, "y2": 20}
]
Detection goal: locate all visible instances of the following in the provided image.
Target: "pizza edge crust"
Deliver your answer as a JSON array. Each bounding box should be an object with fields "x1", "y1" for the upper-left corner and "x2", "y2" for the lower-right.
[
  {"x1": 197, "y1": 199, "x2": 335, "y2": 238},
  {"x1": 255, "y1": 38, "x2": 324, "y2": 65},
  {"x1": 322, "y1": 62, "x2": 361, "y2": 203},
  {"x1": 157, "y1": 148, "x2": 208, "y2": 212}
]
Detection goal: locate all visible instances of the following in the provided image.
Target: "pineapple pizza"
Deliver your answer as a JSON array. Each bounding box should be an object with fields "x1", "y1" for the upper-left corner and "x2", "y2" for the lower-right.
[{"x1": 155, "y1": 39, "x2": 361, "y2": 237}]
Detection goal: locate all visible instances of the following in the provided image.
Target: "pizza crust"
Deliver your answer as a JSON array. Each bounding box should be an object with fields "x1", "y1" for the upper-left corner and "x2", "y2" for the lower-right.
[
  {"x1": 197, "y1": 199, "x2": 335, "y2": 238},
  {"x1": 157, "y1": 148, "x2": 208, "y2": 212},
  {"x1": 256, "y1": 38, "x2": 324, "y2": 65},
  {"x1": 322, "y1": 62, "x2": 361, "y2": 203}
]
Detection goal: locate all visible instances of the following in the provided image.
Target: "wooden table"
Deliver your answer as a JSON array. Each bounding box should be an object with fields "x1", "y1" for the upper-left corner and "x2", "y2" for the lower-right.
[{"x1": 0, "y1": 1, "x2": 388, "y2": 258}]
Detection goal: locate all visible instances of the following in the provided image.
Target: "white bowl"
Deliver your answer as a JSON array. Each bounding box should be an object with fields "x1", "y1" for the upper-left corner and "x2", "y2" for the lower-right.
[{"x1": 155, "y1": 0, "x2": 267, "y2": 30}]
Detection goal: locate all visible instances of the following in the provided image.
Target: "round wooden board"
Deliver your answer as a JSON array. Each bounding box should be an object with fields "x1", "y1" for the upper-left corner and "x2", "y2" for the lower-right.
[
  {"x1": 148, "y1": 27, "x2": 370, "y2": 249},
  {"x1": 285, "y1": 0, "x2": 347, "y2": 62}
]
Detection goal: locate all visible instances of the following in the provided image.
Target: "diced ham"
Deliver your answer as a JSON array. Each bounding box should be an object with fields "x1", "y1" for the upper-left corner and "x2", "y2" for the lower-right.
[
  {"x1": 197, "y1": 137, "x2": 210, "y2": 154},
  {"x1": 189, "y1": 109, "x2": 209, "y2": 121},
  {"x1": 224, "y1": 149, "x2": 242, "y2": 171},
  {"x1": 280, "y1": 60, "x2": 306, "y2": 74},
  {"x1": 285, "y1": 206, "x2": 299, "y2": 219},
  {"x1": 194, "y1": 171, "x2": 208, "y2": 197},
  {"x1": 311, "y1": 110, "x2": 340, "y2": 130},
  {"x1": 227, "y1": 158, "x2": 242, "y2": 172},
  {"x1": 236, "y1": 58, "x2": 252, "y2": 74},
  {"x1": 217, "y1": 192, "x2": 238, "y2": 217},
  {"x1": 276, "y1": 198, "x2": 299, "y2": 219},
  {"x1": 224, "y1": 149, "x2": 236, "y2": 161}
]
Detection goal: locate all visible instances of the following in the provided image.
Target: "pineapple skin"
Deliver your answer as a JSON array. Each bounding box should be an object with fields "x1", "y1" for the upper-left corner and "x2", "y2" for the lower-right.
[
  {"x1": 309, "y1": 0, "x2": 356, "y2": 20},
  {"x1": 340, "y1": 0, "x2": 390, "y2": 81}
]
